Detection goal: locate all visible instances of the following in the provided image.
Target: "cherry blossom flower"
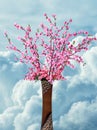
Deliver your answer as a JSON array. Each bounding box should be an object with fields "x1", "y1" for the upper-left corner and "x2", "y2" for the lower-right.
[{"x1": 5, "y1": 14, "x2": 97, "y2": 83}]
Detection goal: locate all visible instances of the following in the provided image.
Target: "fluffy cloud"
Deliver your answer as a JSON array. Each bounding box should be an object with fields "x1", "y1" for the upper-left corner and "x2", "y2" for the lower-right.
[
  {"x1": 0, "y1": 52, "x2": 42, "y2": 129},
  {"x1": 56, "y1": 98, "x2": 97, "y2": 130},
  {"x1": 0, "y1": 51, "x2": 27, "y2": 112},
  {"x1": 0, "y1": 51, "x2": 27, "y2": 83},
  {"x1": 14, "y1": 95, "x2": 41, "y2": 130},
  {"x1": 0, "y1": 79, "x2": 41, "y2": 130},
  {"x1": 68, "y1": 45, "x2": 97, "y2": 87},
  {"x1": 0, "y1": 106, "x2": 22, "y2": 130},
  {"x1": 12, "y1": 80, "x2": 41, "y2": 106},
  {"x1": 80, "y1": 46, "x2": 97, "y2": 84}
]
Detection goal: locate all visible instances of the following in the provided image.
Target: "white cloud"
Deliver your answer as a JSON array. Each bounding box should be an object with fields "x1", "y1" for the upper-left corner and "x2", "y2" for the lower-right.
[
  {"x1": 27, "y1": 123, "x2": 40, "y2": 130},
  {"x1": 57, "y1": 98, "x2": 97, "y2": 130},
  {"x1": 14, "y1": 95, "x2": 41, "y2": 130},
  {"x1": 0, "y1": 51, "x2": 27, "y2": 82},
  {"x1": 0, "y1": 51, "x2": 42, "y2": 129},
  {"x1": 11, "y1": 80, "x2": 41, "y2": 130},
  {"x1": 80, "y1": 46, "x2": 97, "y2": 84},
  {"x1": 12, "y1": 80, "x2": 41, "y2": 106},
  {"x1": 0, "y1": 51, "x2": 27, "y2": 112},
  {"x1": 0, "y1": 106, "x2": 22, "y2": 130},
  {"x1": 68, "y1": 46, "x2": 97, "y2": 88},
  {"x1": 0, "y1": 79, "x2": 41, "y2": 130}
]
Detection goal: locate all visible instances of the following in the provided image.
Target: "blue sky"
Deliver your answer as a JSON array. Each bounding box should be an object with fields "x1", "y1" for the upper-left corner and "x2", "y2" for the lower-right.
[{"x1": 0, "y1": 0, "x2": 97, "y2": 130}]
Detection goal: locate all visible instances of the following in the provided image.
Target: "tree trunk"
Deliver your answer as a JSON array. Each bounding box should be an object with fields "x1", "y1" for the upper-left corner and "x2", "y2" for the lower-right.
[{"x1": 41, "y1": 78, "x2": 53, "y2": 130}]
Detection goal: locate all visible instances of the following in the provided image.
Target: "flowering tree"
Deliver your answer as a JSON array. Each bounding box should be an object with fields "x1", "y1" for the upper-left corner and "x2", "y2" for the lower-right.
[{"x1": 5, "y1": 14, "x2": 97, "y2": 130}]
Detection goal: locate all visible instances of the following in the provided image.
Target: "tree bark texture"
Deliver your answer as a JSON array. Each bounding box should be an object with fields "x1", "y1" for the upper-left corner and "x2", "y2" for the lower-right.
[{"x1": 41, "y1": 78, "x2": 53, "y2": 130}]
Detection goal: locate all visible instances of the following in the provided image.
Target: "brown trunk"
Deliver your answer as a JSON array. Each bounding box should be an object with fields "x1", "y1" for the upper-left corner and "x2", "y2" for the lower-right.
[{"x1": 41, "y1": 78, "x2": 53, "y2": 130}]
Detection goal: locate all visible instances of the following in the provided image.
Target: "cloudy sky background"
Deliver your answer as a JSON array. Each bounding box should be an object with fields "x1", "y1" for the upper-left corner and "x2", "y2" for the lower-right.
[{"x1": 0, "y1": 0, "x2": 97, "y2": 130}]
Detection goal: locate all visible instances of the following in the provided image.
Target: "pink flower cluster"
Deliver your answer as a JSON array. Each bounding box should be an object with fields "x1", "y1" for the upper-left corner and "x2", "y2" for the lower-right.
[{"x1": 5, "y1": 13, "x2": 97, "y2": 83}]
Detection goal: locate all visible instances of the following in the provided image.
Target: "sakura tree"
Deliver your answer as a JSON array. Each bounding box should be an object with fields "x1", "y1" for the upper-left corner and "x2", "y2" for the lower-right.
[{"x1": 5, "y1": 13, "x2": 97, "y2": 130}]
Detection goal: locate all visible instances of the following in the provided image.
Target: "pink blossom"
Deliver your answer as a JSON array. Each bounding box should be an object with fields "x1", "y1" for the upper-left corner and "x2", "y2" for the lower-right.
[
  {"x1": 5, "y1": 13, "x2": 97, "y2": 83},
  {"x1": 14, "y1": 23, "x2": 21, "y2": 29},
  {"x1": 69, "y1": 19, "x2": 72, "y2": 23},
  {"x1": 52, "y1": 14, "x2": 56, "y2": 18},
  {"x1": 44, "y1": 13, "x2": 47, "y2": 16},
  {"x1": 26, "y1": 25, "x2": 31, "y2": 32}
]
